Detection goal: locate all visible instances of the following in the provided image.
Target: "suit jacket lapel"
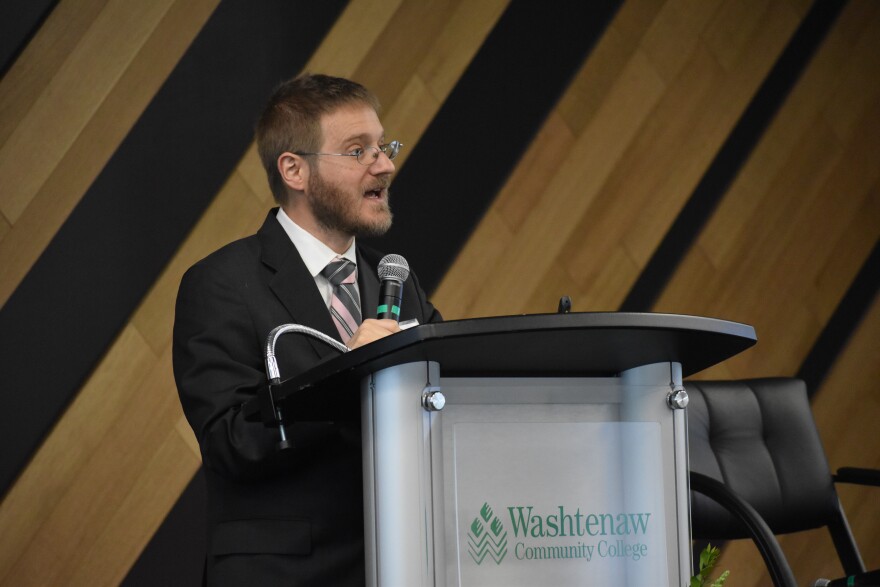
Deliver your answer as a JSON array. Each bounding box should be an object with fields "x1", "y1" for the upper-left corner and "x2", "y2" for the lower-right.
[
  {"x1": 258, "y1": 210, "x2": 340, "y2": 360},
  {"x1": 357, "y1": 246, "x2": 379, "y2": 321}
]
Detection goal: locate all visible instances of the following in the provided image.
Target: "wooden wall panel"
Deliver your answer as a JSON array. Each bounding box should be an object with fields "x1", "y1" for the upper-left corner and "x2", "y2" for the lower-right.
[
  {"x1": 433, "y1": 0, "x2": 806, "y2": 317},
  {"x1": 651, "y1": 0, "x2": 880, "y2": 583},
  {"x1": 656, "y1": 0, "x2": 880, "y2": 378},
  {"x1": 0, "y1": 0, "x2": 218, "y2": 309},
  {"x1": 0, "y1": 325, "x2": 157, "y2": 584},
  {"x1": 0, "y1": 0, "x2": 177, "y2": 223},
  {"x1": 0, "y1": 0, "x2": 108, "y2": 146}
]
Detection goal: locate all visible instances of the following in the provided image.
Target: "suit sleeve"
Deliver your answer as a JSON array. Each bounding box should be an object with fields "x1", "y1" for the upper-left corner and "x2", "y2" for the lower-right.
[
  {"x1": 172, "y1": 261, "x2": 336, "y2": 481},
  {"x1": 409, "y1": 269, "x2": 443, "y2": 325}
]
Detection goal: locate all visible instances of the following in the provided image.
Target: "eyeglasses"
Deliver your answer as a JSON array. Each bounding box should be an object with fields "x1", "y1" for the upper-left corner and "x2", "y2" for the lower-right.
[{"x1": 295, "y1": 140, "x2": 403, "y2": 165}]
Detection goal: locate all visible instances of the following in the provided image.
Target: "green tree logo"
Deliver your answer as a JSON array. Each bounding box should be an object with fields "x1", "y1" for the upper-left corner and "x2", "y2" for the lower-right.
[{"x1": 467, "y1": 502, "x2": 508, "y2": 565}]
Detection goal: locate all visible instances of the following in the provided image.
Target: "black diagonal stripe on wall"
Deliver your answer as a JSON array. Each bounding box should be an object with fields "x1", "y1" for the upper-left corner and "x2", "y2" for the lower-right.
[
  {"x1": 0, "y1": 0, "x2": 349, "y2": 497},
  {"x1": 797, "y1": 238, "x2": 880, "y2": 395},
  {"x1": 619, "y1": 0, "x2": 849, "y2": 313},
  {"x1": 367, "y1": 0, "x2": 624, "y2": 295},
  {"x1": 0, "y1": 0, "x2": 58, "y2": 77}
]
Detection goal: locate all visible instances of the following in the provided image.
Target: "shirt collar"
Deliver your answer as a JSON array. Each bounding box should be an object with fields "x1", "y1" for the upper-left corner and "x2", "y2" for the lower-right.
[{"x1": 275, "y1": 207, "x2": 357, "y2": 277}]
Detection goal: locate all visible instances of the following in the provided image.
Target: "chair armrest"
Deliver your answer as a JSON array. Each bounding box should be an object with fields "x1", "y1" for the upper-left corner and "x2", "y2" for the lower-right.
[
  {"x1": 834, "y1": 467, "x2": 880, "y2": 487},
  {"x1": 690, "y1": 472, "x2": 797, "y2": 587}
]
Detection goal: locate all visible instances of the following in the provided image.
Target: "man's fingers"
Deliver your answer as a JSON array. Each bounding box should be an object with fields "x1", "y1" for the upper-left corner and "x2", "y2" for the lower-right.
[{"x1": 347, "y1": 318, "x2": 401, "y2": 349}]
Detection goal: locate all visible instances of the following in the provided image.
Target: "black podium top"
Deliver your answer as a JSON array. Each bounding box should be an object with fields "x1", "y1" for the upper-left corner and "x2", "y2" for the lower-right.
[{"x1": 243, "y1": 312, "x2": 756, "y2": 423}]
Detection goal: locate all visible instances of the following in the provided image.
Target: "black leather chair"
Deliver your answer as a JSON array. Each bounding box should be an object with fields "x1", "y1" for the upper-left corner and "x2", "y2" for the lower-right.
[{"x1": 685, "y1": 378, "x2": 880, "y2": 587}]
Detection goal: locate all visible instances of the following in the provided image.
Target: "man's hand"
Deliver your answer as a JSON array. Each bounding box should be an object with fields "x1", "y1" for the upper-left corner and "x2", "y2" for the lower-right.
[{"x1": 346, "y1": 318, "x2": 401, "y2": 349}]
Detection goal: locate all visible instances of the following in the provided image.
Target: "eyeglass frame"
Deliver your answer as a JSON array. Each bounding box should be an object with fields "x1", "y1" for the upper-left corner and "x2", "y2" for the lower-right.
[{"x1": 294, "y1": 140, "x2": 403, "y2": 166}]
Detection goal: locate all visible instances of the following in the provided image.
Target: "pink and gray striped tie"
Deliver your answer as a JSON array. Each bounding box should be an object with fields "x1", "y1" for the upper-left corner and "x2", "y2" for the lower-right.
[{"x1": 321, "y1": 257, "x2": 362, "y2": 343}]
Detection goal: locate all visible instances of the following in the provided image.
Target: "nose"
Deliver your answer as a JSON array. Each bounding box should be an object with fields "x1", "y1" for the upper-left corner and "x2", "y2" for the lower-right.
[{"x1": 370, "y1": 150, "x2": 395, "y2": 174}]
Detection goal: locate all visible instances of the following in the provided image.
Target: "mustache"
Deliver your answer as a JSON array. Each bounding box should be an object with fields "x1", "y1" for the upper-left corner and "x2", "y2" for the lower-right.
[{"x1": 366, "y1": 177, "x2": 392, "y2": 192}]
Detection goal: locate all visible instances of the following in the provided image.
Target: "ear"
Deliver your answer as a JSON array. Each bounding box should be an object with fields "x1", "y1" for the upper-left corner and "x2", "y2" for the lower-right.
[{"x1": 277, "y1": 152, "x2": 308, "y2": 192}]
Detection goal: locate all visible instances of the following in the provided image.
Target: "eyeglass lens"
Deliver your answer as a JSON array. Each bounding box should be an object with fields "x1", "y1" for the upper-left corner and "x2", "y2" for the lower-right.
[{"x1": 357, "y1": 141, "x2": 401, "y2": 165}]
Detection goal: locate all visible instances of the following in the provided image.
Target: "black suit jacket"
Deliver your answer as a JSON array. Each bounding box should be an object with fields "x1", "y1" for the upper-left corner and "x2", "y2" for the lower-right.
[{"x1": 173, "y1": 210, "x2": 441, "y2": 586}]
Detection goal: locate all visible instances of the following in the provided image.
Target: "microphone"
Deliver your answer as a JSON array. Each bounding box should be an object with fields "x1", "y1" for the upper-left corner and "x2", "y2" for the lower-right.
[
  {"x1": 812, "y1": 570, "x2": 880, "y2": 586},
  {"x1": 377, "y1": 254, "x2": 409, "y2": 321}
]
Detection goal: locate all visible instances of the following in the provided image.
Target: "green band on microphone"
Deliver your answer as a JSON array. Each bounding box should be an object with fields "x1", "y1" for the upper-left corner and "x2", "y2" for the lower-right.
[{"x1": 377, "y1": 304, "x2": 401, "y2": 316}]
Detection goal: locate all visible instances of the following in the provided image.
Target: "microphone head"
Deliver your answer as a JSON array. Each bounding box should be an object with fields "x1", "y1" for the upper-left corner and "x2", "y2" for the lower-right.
[{"x1": 378, "y1": 254, "x2": 410, "y2": 283}]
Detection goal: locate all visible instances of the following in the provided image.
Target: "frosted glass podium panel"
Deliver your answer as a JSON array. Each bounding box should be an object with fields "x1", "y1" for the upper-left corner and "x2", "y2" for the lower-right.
[{"x1": 361, "y1": 360, "x2": 690, "y2": 587}]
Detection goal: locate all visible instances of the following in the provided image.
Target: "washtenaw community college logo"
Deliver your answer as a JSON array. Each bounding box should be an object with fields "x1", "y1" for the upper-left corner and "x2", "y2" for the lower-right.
[
  {"x1": 464, "y1": 500, "x2": 654, "y2": 569},
  {"x1": 467, "y1": 502, "x2": 508, "y2": 565}
]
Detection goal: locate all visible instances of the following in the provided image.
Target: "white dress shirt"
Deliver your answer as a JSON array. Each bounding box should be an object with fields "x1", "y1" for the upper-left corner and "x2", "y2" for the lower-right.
[{"x1": 275, "y1": 207, "x2": 360, "y2": 310}]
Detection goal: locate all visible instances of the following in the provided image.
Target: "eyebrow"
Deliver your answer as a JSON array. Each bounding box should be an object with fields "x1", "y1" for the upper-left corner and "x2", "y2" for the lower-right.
[{"x1": 340, "y1": 132, "x2": 386, "y2": 146}]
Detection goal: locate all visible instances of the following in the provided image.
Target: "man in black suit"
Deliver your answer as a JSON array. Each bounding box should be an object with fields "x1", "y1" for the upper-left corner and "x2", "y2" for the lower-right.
[{"x1": 173, "y1": 73, "x2": 441, "y2": 586}]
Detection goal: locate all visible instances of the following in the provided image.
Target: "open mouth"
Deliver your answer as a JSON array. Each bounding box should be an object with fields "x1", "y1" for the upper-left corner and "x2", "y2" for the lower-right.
[{"x1": 364, "y1": 187, "x2": 385, "y2": 200}]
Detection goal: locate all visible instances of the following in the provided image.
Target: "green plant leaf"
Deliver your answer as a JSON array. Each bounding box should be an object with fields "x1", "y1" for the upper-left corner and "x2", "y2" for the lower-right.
[
  {"x1": 691, "y1": 544, "x2": 729, "y2": 587},
  {"x1": 711, "y1": 569, "x2": 730, "y2": 587}
]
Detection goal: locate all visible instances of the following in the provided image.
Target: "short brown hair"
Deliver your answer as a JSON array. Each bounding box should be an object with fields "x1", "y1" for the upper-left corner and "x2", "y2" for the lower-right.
[{"x1": 255, "y1": 73, "x2": 381, "y2": 203}]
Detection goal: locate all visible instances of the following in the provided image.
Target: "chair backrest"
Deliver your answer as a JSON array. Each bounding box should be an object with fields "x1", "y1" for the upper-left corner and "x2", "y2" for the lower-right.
[{"x1": 685, "y1": 377, "x2": 840, "y2": 539}]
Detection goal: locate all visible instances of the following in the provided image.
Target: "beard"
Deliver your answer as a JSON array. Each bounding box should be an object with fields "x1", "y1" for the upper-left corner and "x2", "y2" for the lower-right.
[{"x1": 307, "y1": 168, "x2": 393, "y2": 238}]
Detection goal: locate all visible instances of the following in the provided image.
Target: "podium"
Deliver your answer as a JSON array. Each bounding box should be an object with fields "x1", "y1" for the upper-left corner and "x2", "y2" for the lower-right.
[{"x1": 245, "y1": 312, "x2": 756, "y2": 587}]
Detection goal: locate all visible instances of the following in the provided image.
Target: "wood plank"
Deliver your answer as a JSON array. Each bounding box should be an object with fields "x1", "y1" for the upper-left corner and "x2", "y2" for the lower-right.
[
  {"x1": 68, "y1": 426, "x2": 201, "y2": 586},
  {"x1": 0, "y1": 325, "x2": 158, "y2": 584},
  {"x1": 699, "y1": 0, "x2": 879, "y2": 269},
  {"x1": 0, "y1": 0, "x2": 108, "y2": 146},
  {"x1": 639, "y1": 0, "x2": 723, "y2": 83},
  {"x1": 415, "y1": 0, "x2": 509, "y2": 101},
  {"x1": 494, "y1": 112, "x2": 577, "y2": 236},
  {"x1": 0, "y1": 0, "x2": 219, "y2": 309},
  {"x1": 431, "y1": 208, "x2": 514, "y2": 317},
  {"x1": 353, "y1": 0, "x2": 461, "y2": 109},
  {"x1": 466, "y1": 49, "x2": 667, "y2": 317},
  {"x1": 701, "y1": 0, "x2": 777, "y2": 71},
  {"x1": 0, "y1": 350, "x2": 189, "y2": 586},
  {"x1": 556, "y1": 0, "x2": 667, "y2": 136},
  {"x1": 820, "y1": 1, "x2": 880, "y2": 144},
  {"x1": 657, "y1": 120, "x2": 847, "y2": 377},
  {"x1": 655, "y1": 10, "x2": 880, "y2": 381},
  {"x1": 302, "y1": 0, "x2": 403, "y2": 78},
  {"x1": 0, "y1": 0, "x2": 178, "y2": 224},
  {"x1": 812, "y1": 183, "x2": 880, "y2": 322},
  {"x1": 564, "y1": 0, "x2": 803, "y2": 296}
]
